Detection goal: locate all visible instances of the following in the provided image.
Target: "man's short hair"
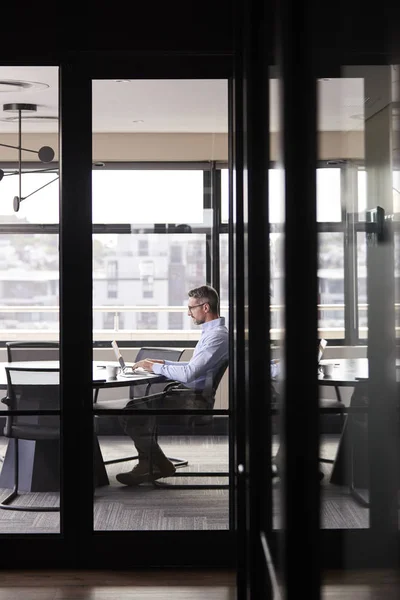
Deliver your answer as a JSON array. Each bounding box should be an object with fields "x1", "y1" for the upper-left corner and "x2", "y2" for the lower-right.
[{"x1": 188, "y1": 285, "x2": 219, "y2": 314}]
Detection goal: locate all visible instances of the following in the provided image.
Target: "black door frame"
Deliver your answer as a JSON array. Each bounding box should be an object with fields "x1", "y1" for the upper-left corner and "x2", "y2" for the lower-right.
[{"x1": 1, "y1": 46, "x2": 399, "y2": 570}]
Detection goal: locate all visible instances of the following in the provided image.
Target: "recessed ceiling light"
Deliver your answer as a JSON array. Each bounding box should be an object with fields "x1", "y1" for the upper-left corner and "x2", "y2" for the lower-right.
[
  {"x1": 0, "y1": 80, "x2": 49, "y2": 93},
  {"x1": 115, "y1": 79, "x2": 132, "y2": 83},
  {"x1": 132, "y1": 119, "x2": 144, "y2": 123}
]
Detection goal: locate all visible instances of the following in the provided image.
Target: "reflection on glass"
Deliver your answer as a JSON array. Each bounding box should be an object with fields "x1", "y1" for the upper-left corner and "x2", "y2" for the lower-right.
[
  {"x1": 219, "y1": 233, "x2": 229, "y2": 326},
  {"x1": 317, "y1": 76, "x2": 369, "y2": 530}
]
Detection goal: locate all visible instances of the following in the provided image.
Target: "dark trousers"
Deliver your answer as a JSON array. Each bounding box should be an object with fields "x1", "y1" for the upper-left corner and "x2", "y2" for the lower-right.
[{"x1": 119, "y1": 385, "x2": 210, "y2": 463}]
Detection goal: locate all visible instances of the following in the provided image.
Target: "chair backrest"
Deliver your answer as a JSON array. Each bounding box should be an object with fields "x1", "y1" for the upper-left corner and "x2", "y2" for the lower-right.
[
  {"x1": 2, "y1": 367, "x2": 60, "y2": 441},
  {"x1": 6, "y1": 341, "x2": 59, "y2": 363},
  {"x1": 210, "y1": 359, "x2": 229, "y2": 399},
  {"x1": 135, "y1": 347, "x2": 185, "y2": 362},
  {"x1": 190, "y1": 360, "x2": 229, "y2": 427},
  {"x1": 129, "y1": 347, "x2": 185, "y2": 399}
]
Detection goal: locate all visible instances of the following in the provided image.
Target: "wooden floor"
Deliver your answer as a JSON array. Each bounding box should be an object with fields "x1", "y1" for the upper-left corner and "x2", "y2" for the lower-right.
[
  {"x1": 0, "y1": 570, "x2": 236, "y2": 599},
  {"x1": 0, "y1": 569, "x2": 399, "y2": 599}
]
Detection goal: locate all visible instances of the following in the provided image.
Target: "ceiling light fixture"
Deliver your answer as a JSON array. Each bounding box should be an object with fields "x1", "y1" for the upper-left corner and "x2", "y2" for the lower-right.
[
  {"x1": 0, "y1": 80, "x2": 49, "y2": 93},
  {"x1": 132, "y1": 119, "x2": 144, "y2": 123},
  {"x1": 0, "y1": 103, "x2": 58, "y2": 212}
]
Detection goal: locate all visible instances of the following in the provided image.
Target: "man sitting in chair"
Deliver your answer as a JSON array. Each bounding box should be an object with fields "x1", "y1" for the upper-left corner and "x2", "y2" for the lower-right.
[{"x1": 116, "y1": 284, "x2": 229, "y2": 486}]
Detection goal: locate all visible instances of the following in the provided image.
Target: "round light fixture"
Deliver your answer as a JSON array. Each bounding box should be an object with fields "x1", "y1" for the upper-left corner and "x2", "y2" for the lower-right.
[
  {"x1": 0, "y1": 80, "x2": 49, "y2": 93},
  {"x1": 0, "y1": 115, "x2": 58, "y2": 123}
]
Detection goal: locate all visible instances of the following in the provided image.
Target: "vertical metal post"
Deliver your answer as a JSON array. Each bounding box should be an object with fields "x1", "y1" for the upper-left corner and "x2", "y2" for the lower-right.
[
  {"x1": 277, "y1": 0, "x2": 320, "y2": 596},
  {"x1": 59, "y1": 63, "x2": 93, "y2": 563},
  {"x1": 18, "y1": 109, "x2": 22, "y2": 203}
]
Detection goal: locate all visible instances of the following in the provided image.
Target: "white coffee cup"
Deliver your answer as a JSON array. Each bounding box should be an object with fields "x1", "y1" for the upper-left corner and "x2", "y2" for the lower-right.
[
  {"x1": 106, "y1": 365, "x2": 118, "y2": 379},
  {"x1": 321, "y1": 363, "x2": 334, "y2": 377}
]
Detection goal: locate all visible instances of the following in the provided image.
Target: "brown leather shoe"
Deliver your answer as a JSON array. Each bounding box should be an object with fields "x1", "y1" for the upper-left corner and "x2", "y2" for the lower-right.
[
  {"x1": 151, "y1": 458, "x2": 176, "y2": 480},
  {"x1": 116, "y1": 462, "x2": 152, "y2": 486}
]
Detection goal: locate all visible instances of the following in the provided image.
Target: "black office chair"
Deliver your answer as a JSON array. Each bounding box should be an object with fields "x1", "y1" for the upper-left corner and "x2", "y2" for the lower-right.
[
  {"x1": 150, "y1": 359, "x2": 229, "y2": 489},
  {"x1": 0, "y1": 367, "x2": 60, "y2": 512},
  {"x1": 319, "y1": 389, "x2": 345, "y2": 468},
  {"x1": 6, "y1": 341, "x2": 59, "y2": 363},
  {"x1": 94, "y1": 347, "x2": 185, "y2": 467}
]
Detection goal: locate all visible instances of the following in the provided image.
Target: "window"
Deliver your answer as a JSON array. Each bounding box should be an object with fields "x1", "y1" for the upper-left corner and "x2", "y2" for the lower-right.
[
  {"x1": 142, "y1": 276, "x2": 154, "y2": 299},
  {"x1": 138, "y1": 239, "x2": 149, "y2": 256},
  {"x1": 318, "y1": 233, "x2": 345, "y2": 337},
  {"x1": 0, "y1": 172, "x2": 59, "y2": 225},
  {"x1": 0, "y1": 233, "x2": 59, "y2": 333},
  {"x1": 137, "y1": 312, "x2": 158, "y2": 330},
  {"x1": 92, "y1": 220, "x2": 208, "y2": 339},
  {"x1": 92, "y1": 170, "x2": 204, "y2": 224}
]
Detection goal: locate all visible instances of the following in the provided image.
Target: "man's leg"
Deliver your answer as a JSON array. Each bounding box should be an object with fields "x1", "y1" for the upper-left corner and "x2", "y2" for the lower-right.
[
  {"x1": 116, "y1": 396, "x2": 166, "y2": 485},
  {"x1": 116, "y1": 389, "x2": 208, "y2": 486}
]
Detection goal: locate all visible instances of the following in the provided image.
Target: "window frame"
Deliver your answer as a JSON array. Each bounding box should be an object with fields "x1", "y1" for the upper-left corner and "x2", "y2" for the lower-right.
[
  {"x1": 0, "y1": 161, "x2": 221, "y2": 346},
  {"x1": 0, "y1": 159, "x2": 372, "y2": 346}
]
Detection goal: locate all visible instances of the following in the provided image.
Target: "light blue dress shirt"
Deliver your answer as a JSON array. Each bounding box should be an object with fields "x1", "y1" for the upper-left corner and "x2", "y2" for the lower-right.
[{"x1": 151, "y1": 316, "x2": 229, "y2": 393}]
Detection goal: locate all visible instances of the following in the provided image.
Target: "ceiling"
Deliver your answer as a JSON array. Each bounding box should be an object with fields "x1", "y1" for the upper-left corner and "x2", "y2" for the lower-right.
[{"x1": 0, "y1": 66, "x2": 391, "y2": 135}]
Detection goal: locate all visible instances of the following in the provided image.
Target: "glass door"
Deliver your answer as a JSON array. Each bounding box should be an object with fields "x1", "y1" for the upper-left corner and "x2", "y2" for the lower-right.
[{"x1": 85, "y1": 57, "x2": 235, "y2": 568}]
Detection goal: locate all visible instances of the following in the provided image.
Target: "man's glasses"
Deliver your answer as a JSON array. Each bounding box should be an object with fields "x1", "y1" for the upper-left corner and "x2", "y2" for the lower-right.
[{"x1": 188, "y1": 302, "x2": 207, "y2": 313}]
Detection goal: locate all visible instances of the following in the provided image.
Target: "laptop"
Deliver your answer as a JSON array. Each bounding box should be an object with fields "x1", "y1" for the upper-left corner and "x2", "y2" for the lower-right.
[
  {"x1": 318, "y1": 339, "x2": 328, "y2": 364},
  {"x1": 111, "y1": 341, "x2": 149, "y2": 377}
]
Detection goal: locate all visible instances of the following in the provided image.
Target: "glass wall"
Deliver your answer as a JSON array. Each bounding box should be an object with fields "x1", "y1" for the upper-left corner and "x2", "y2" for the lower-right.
[
  {"x1": 91, "y1": 79, "x2": 230, "y2": 532},
  {"x1": 0, "y1": 66, "x2": 60, "y2": 533}
]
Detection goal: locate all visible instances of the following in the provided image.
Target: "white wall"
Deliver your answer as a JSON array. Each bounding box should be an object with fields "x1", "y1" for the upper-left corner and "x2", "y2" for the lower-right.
[{"x1": 0, "y1": 131, "x2": 364, "y2": 162}]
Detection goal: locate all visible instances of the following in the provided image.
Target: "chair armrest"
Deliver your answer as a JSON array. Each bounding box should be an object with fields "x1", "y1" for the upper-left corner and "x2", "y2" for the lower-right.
[
  {"x1": 162, "y1": 381, "x2": 182, "y2": 393},
  {"x1": 167, "y1": 388, "x2": 204, "y2": 396},
  {"x1": 94, "y1": 391, "x2": 166, "y2": 411}
]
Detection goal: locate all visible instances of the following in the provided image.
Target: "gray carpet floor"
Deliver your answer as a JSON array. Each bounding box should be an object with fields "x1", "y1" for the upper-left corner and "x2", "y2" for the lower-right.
[{"x1": 0, "y1": 434, "x2": 370, "y2": 533}]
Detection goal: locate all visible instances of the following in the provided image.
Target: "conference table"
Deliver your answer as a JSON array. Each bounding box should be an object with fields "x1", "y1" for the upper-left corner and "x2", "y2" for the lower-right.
[
  {"x1": 0, "y1": 360, "x2": 165, "y2": 492},
  {"x1": 318, "y1": 357, "x2": 400, "y2": 386}
]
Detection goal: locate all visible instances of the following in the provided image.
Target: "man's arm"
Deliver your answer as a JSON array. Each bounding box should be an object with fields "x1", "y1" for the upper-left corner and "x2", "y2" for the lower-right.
[
  {"x1": 132, "y1": 358, "x2": 189, "y2": 369},
  {"x1": 151, "y1": 337, "x2": 228, "y2": 384}
]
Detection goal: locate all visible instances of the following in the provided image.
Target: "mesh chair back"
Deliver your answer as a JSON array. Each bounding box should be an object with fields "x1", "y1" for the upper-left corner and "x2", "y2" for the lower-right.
[
  {"x1": 130, "y1": 347, "x2": 185, "y2": 398},
  {"x1": 210, "y1": 360, "x2": 229, "y2": 399},
  {"x1": 135, "y1": 347, "x2": 184, "y2": 362},
  {"x1": 2, "y1": 367, "x2": 60, "y2": 441},
  {"x1": 6, "y1": 341, "x2": 59, "y2": 363},
  {"x1": 190, "y1": 359, "x2": 228, "y2": 426}
]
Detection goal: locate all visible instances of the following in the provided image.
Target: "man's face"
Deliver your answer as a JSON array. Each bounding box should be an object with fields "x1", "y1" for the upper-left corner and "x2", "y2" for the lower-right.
[{"x1": 187, "y1": 298, "x2": 207, "y2": 325}]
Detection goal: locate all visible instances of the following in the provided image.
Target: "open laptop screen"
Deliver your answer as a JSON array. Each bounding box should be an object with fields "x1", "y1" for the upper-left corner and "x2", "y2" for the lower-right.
[
  {"x1": 111, "y1": 340, "x2": 126, "y2": 370},
  {"x1": 318, "y1": 339, "x2": 327, "y2": 363}
]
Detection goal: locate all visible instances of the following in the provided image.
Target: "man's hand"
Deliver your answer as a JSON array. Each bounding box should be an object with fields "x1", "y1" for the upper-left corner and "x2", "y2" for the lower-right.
[{"x1": 132, "y1": 358, "x2": 163, "y2": 372}]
